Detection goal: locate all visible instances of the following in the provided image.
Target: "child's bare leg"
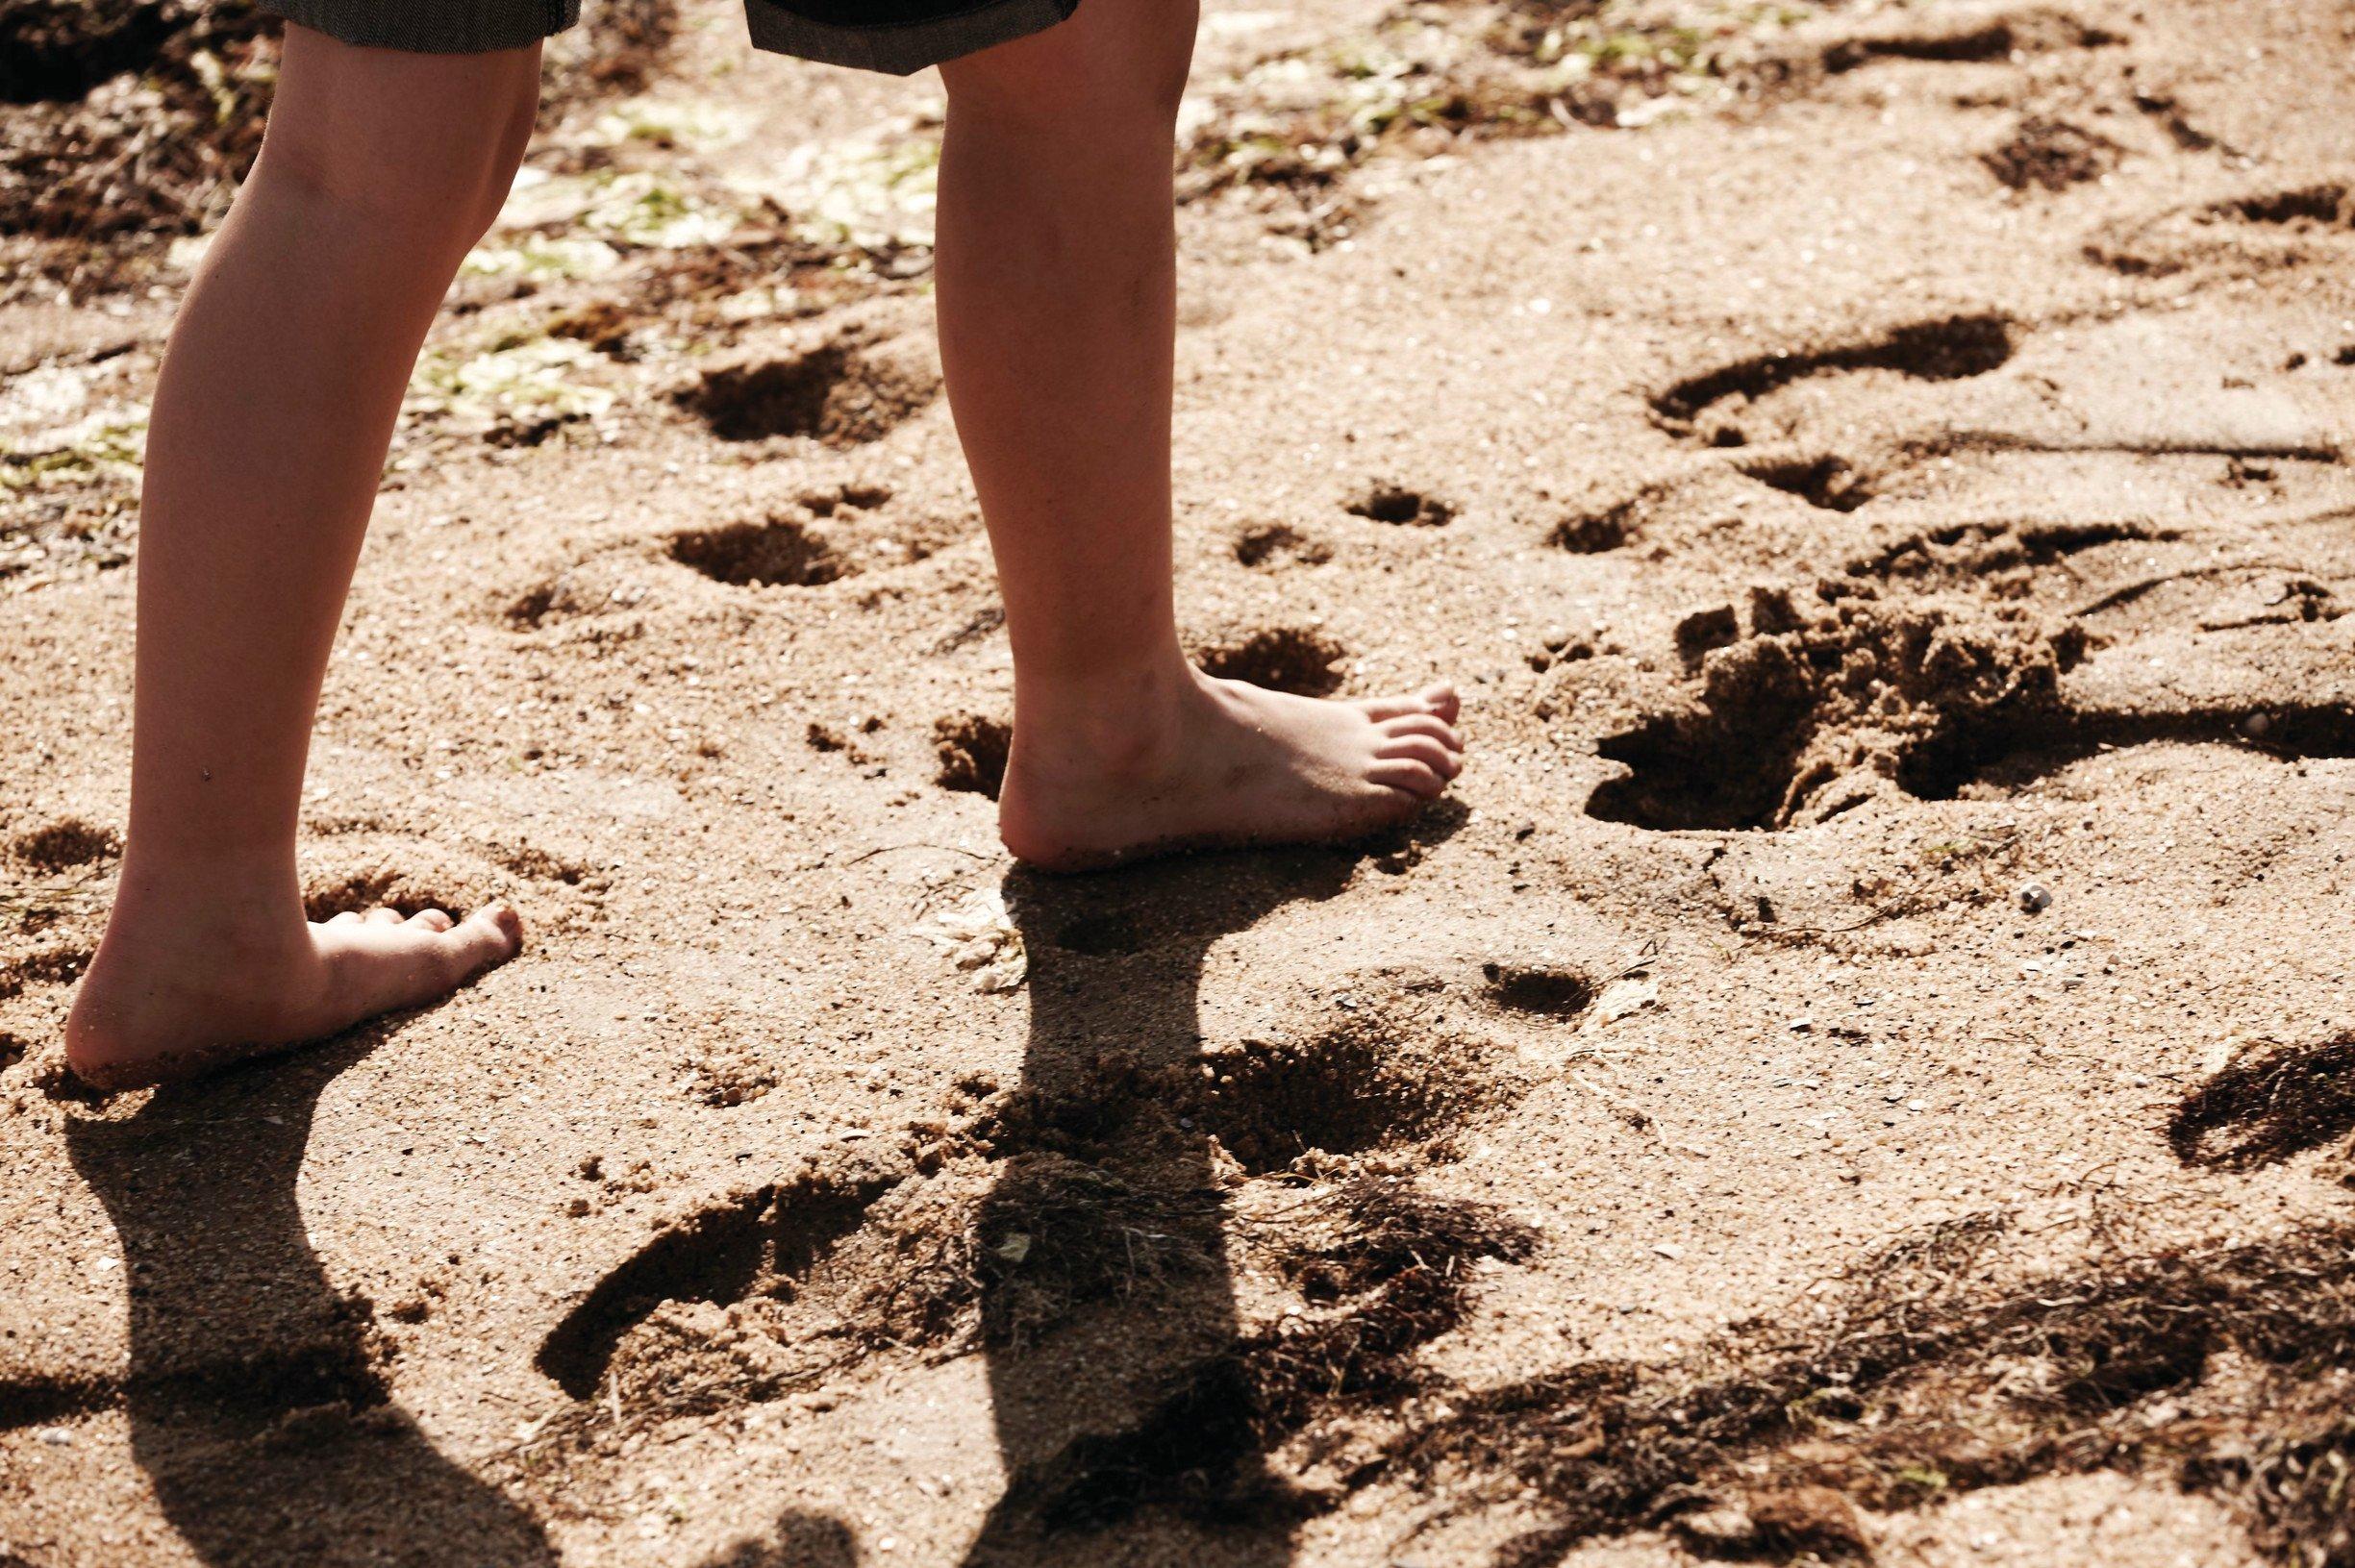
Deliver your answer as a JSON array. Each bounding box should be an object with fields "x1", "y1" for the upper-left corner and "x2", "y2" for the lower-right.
[
  {"x1": 65, "y1": 29, "x2": 538, "y2": 1089},
  {"x1": 936, "y1": 3, "x2": 1464, "y2": 871}
]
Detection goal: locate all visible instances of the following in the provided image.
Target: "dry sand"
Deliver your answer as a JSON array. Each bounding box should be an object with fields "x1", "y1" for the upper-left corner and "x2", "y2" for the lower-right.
[{"x1": 4, "y1": 1, "x2": 2355, "y2": 1563}]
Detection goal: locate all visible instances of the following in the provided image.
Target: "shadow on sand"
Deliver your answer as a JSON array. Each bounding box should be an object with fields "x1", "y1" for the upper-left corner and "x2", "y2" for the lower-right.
[
  {"x1": 957, "y1": 822, "x2": 1458, "y2": 1566},
  {"x1": 63, "y1": 1037, "x2": 853, "y2": 1568},
  {"x1": 60, "y1": 818, "x2": 1452, "y2": 1568},
  {"x1": 63, "y1": 1044, "x2": 561, "y2": 1567}
]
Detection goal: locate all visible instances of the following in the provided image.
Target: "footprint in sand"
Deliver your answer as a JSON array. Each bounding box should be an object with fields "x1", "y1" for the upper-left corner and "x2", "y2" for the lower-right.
[
  {"x1": 1191, "y1": 625, "x2": 1351, "y2": 698},
  {"x1": 1231, "y1": 521, "x2": 1335, "y2": 571},
  {"x1": 679, "y1": 329, "x2": 939, "y2": 447},
  {"x1": 668, "y1": 513, "x2": 855, "y2": 589},
  {"x1": 536, "y1": 1161, "x2": 902, "y2": 1400},
  {"x1": 1584, "y1": 594, "x2": 2355, "y2": 833},
  {"x1": 1345, "y1": 481, "x2": 1456, "y2": 529},
  {"x1": 1649, "y1": 311, "x2": 2020, "y2": 449}
]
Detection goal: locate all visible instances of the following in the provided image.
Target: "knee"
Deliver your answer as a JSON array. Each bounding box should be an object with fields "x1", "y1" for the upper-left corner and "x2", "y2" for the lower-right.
[
  {"x1": 253, "y1": 50, "x2": 539, "y2": 256},
  {"x1": 943, "y1": 0, "x2": 1198, "y2": 140}
]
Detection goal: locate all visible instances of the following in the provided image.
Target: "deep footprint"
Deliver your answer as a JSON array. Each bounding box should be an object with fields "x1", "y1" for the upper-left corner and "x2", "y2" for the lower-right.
[
  {"x1": 1584, "y1": 598, "x2": 2355, "y2": 832},
  {"x1": 935, "y1": 712, "x2": 1013, "y2": 798},
  {"x1": 681, "y1": 337, "x2": 938, "y2": 445},
  {"x1": 1192, "y1": 1021, "x2": 1510, "y2": 1175},
  {"x1": 537, "y1": 1170, "x2": 897, "y2": 1399},
  {"x1": 669, "y1": 515, "x2": 852, "y2": 588},
  {"x1": 1652, "y1": 313, "x2": 2018, "y2": 436},
  {"x1": 1481, "y1": 961, "x2": 1597, "y2": 1020},
  {"x1": 1191, "y1": 627, "x2": 1349, "y2": 698}
]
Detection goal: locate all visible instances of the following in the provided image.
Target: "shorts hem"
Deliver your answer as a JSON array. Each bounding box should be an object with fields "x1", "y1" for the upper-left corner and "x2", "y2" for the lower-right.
[
  {"x1": 263, "y1": 0, "x2": 581, "y2": 54},
  {"x1": 745, "y1": 0, "x2": 1080, "y2": 74}
]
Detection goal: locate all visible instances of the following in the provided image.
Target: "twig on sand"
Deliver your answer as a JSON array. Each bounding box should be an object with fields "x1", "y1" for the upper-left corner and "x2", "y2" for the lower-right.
[
  {"x1": 1570, "y1": 1069, "x2": 1710, "y2": 1159},
  {"x1": 2069, "y1": 560, "x2": 2332, "y2": 618},
  {"x1": 842, "y1": 842, "x2": 997, "y2": 867}
]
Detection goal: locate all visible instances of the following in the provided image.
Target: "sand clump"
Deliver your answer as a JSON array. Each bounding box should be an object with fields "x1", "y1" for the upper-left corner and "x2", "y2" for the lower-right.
[{"x1": 1591, "y1": 593, "x2": 2080, "y2": 831}]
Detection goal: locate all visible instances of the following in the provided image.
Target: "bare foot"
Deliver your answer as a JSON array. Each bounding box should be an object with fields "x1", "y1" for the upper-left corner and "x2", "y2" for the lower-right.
[
  {"x1": 997, "y1": 667, "x2": 1465, "y2": 871},
  {"x1": 65, "y1": 900, "x2": 523, "y2": 1091}
]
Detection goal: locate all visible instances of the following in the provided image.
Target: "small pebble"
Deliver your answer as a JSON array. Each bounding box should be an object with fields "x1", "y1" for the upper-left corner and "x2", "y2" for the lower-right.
[{"x1": 2017, "y1": 882, "x2": 2053, "y2": 913}]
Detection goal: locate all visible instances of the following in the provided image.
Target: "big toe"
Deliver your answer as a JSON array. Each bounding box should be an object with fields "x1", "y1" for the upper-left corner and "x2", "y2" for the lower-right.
[{"x1": 456, "y1": 901, "x2": 525, "y2": 969}]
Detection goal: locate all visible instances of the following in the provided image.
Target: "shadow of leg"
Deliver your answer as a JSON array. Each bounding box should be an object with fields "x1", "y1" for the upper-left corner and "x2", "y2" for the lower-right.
[
  {"x1": 957, "y1": 852, "x2": 1363, "y2": 1568},
  {"x1": 691, "y1": 1508, "x2": 860, "y2": 1567},
  {"x1": 63, "y1": 1049, "x2": 558, "y2": 1568}
]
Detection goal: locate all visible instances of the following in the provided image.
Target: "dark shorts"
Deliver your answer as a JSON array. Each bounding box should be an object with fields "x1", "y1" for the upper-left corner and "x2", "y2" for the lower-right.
[{"x1": 263, "y1": 0, "x2": 1082, "y2": 74}]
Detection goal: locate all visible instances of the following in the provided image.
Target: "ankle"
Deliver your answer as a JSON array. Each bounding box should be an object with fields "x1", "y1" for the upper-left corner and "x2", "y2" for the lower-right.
[
  {"x1": 104, "y1": 847, "x2": 308, "y2": 951},
  {"x1": 1012, "y1": 651, "x2": 1206, "y2": 780}
]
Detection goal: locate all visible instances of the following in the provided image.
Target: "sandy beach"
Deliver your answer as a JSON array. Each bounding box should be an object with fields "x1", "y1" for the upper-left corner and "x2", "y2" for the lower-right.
[{"x1": 4, "y1": 1, "x2": 2354, "y2": 1562}]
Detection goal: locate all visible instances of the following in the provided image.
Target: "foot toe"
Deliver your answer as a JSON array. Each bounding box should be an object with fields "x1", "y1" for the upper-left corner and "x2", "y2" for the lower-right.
[
  {"x1": 1356, "y1": 684, "x2": 1460, "y2": 724},
  {"x1": 1368, "y1": 758, "x2": 1449, "y2": 799},
  {"x1": 1378, "y1": 712, "x2": 1463, "y2": 752},
  {"x1": 363, "y1": 907, "x2": 404, "y2": 927},
  {"x1": 408, "y1": 908, "x2": 456, "y2": 933},
  {"x1": 470, "y1": 900, "x2": 526, "y2": 958},
  {"x1": 400, "y1": 904, "x2": 521, "y2": 996},
  {"x1": 325, "y1": 910, "x2": 363, "y2": 927},
  {"x1": 1376, "y1": 734, "x2": 1462, "y2": 779}
]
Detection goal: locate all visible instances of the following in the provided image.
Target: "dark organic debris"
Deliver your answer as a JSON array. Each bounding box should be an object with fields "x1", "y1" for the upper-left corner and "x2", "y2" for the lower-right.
[
  {"x1": 0, "y1": 0, "x2": 193, "y2": 105},
  {"x1": 966, "y1": 1155, "x2": 1225, "y2": 1352},
  {"x1": 1383, "y1": 1210, "x2": 2355, "y2": 1568},
  {"x1": 541, "y1": 0, "x2": 680, "y2": 113},
  {"x1": 990, "y1": 1180, "x2": 1539, "y2": 1536},
  {"x1": 0, "y1": 0, "x2": 277, "y2": 276},
  {"x1": 2170, "y1": 1034, "x2": 2355, "y2": 1173},
  {"x1": 1983, "y1": 115, "x2": 2123, "y2": 192},
  {"x1": 1, "y1": 0, "x2": 679, "y2": 296}
]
